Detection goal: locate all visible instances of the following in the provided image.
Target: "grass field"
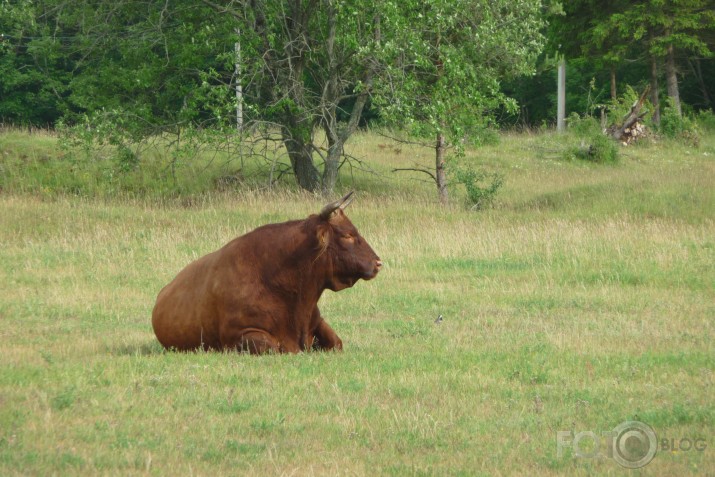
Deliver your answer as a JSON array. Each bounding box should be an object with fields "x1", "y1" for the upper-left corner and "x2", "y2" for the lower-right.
[{"x1": 0, "y1": 129, "x2": 714, "y2": 475}]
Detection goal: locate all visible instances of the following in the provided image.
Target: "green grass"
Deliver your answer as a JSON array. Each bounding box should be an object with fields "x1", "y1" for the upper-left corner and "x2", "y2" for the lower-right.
[{"x1": 0, "y1": 128, "x2": 714, "y2": 475}]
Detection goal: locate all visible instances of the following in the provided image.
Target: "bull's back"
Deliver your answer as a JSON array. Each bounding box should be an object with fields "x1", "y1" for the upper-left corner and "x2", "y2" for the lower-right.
[{"x1": 152, "y1": 252, "x2": 220, "y2": 350}]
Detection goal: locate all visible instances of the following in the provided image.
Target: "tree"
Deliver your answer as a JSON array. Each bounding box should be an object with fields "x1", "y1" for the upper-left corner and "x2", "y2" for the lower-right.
[
  {"x1": 549, "y1": 1, "x2": 629, "y2": 100},
  {"x1": 0, "y1": 0, "x2": 73, "y2": 125},
  {"x1": 603, "y1": 1, "x2": 715, "y2": 118},
  {"x1": 513, "y1": 0, "x2": 715, "y2": 127},
  {"x1": 13, "y1": 0, "x2": 405, "y2": 194},
  {"x1": 374, "y1": 0, "x2": 547, "y2": 204},
  {"x1": 205, "y1": 0, "x2": 384, "y2": 194},
  {"x1": 28, "y1": 0, "x2": 544, "y2": 196}
]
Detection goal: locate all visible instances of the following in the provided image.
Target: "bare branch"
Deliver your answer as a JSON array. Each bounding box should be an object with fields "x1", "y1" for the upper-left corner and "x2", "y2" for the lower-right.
[
  {"x1": 392, "y1": 167, "x2": 437, "y2": 183},
  {"x1": 375, "y1": 130, "x2": 446, "y2": 150}
]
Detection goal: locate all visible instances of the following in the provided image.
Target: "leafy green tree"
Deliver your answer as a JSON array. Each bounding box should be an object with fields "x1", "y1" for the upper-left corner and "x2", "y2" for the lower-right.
[
  {"x1": 591, "y1": 0, "x2": 715, "y2": 119},
  {"x1": 374, "y1": 0, "x2": 547, "y2": 204},
  {"x1": 19, "y1": 0, "x2": 545, "y2": 195},
  {"x1": 517, "y1": 0, "x2": 715, "y2": 127},
  {"x1": 11, "y1": 0, "x2": 392, "y2": 193},
  {"x1": 0, "y1": 0, "x2": 73, "y2": 125},
  {"x1": 62, "y1": 1, "x2": 236, "y2": 130},
  {"x1": 548, "y1": 0, "x2": 630, "y2": 100},
  {"x1": 199, "y1": 0, "x2": 385, "y2": 193},
  {"x1": 1, "y1": 0, "x2": 240, "y2": 130}
]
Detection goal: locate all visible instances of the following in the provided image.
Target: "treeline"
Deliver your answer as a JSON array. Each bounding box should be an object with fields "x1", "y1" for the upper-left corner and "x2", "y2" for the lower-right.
[
  {"x1": 1, "y1": 1, "x2": 713, "y2": 194},
  {"x1": 521, "y1": 0, "x2": 715, "y2": 127}
]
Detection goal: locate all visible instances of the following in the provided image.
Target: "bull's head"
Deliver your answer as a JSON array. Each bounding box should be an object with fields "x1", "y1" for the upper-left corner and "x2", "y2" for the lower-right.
[{"x1": 318, "y1": 191, "x2": 382, "y2": 291}]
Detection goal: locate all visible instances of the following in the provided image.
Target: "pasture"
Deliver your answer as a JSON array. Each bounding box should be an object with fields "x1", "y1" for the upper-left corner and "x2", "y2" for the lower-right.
[{"x1": 0, "y1": 130, "x2": 713, "y2": 475}]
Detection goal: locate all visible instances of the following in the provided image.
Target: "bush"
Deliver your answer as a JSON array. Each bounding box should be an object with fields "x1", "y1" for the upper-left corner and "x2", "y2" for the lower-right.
[
  {"x1": 567, "y1": 113, "x2": 601, "y2": 137},
  {"x1": 659, "y1": 99, "x2": 700, "y2": 146},
  {"x1": 114, "y1": 144, "x2": 140, "y2": 172},
  {"x1": 466, "y1": 127, "x2": 501, "y2": 147},
  {"x1": 695, "y1": 109, "x2": 715, "y2": 132},
  {"x1": 584, "y1": 133, "x2": 619, "y2": 163},
  {"x1": 563, "y1": 132, "x2": 619, "y2": 164},
  {"x1": 562, "y1": 112, "x2": 619, "y2": 164},
  {"x1": 454, "y1": 167, "x2": 504, "y2": 210}
]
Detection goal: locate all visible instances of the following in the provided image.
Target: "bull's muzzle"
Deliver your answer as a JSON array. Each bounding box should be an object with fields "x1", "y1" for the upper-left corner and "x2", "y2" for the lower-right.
[{"x1": 371, "y1": 258, "x2": 383, "y2": 277}]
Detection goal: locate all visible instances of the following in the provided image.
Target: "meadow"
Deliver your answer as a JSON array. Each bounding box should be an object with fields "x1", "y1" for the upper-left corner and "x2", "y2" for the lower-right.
[{"x1": 0, "y1": 128, "x2": 713, "y2": 476}]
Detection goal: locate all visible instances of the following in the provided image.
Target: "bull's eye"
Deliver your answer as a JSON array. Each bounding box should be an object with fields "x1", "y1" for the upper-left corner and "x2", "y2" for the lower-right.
[{"x1": 341, "y1": 234, "x2": 355, "y2": 243}]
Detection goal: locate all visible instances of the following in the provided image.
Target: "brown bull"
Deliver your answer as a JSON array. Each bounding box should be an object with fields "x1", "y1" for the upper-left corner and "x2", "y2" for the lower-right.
[{"x1": 151, "y1": 192, "x2": 381, "y2": 354}]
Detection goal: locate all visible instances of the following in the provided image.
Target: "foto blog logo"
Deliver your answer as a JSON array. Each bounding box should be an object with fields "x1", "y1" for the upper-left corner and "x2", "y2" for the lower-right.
[
  {"x1": 557, "y1": 421, "x2": 658, "y2": 469},
  {"x1": 557, "y1": 420, "x2": 708, "y2": 468}
]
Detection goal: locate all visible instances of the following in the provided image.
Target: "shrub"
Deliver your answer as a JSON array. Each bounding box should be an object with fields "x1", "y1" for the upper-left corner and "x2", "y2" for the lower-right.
[
  {"x1": 114, "y1": 143, "x2": 140, "y2": 172},
  {"x1": 659, "y1": 98, "x2": 700, "y2": 146},
  {"x1": 563, "y1": 132, "x2": 619, "y2": 164},
  {"x1": 695, "y1": 109, "x2": 715, "y2": 132},
  {"x1": 567, "y1": 113, "x2": 601, "y2": 137},
  {"x1": 466, "y1": 127, "x2": 501, "y2": 147},
  {"x1": 562, "y1": 112, "x2": 619, "y2": 164},
  {"x1": 583, "y1": 133, "x2": 619, "y2": 163},
  {"x1": 454, "y1": 167, "x2": 504, "y2": 210}
]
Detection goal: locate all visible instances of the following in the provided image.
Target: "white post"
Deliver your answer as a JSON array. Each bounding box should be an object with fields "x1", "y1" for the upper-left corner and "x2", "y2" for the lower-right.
[
  {"x1": 557, "y1": 56, "x2": 566, "y2": 133},
  {"x1": 234, "y1": 28, "x2": 243, "y2": 130}
]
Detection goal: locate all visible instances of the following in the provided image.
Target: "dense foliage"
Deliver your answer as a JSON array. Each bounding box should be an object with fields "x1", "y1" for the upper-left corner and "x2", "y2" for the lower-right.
[
  {"x1": 3, "y1": 1, "x2": 711, "y2": 128},
  {"x1": 1, "y1": 1, "x2": 714, "y2": 193},
  {"x1": 0, "y1": 0, "x2": 715, "y2": 128}
]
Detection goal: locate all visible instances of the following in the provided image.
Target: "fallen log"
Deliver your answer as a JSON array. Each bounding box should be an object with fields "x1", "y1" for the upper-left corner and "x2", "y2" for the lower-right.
[{"x1": 610, "y1": 85, "x2": 650, "y2": 141}]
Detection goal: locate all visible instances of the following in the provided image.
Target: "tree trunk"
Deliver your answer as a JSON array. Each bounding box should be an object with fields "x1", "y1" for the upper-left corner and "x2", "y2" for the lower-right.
[
  {"x1": 286, "y1": 148, "x2": 320, "y2": 192},
  {"x1": 665, "y1": 43, "x2": 681, "y2": 116},
  {"x1": 650, "y1": 55, "x2": 660, "y2": 126},
  {"x1": 320, "y1": 2, "x2": 341, "y2": 195},
  {"x1": 322, "y1": 146, "x2": 340, "y2": 194},
  {"x1": 689, "y1": 58, "x2": 712, "y2": 108},
  {"x1": 436, "y1": 133, "x2": 448, "y2": 206},
  {"x1": 283, "y1": 126, "x2": 320, "y2": 192},
  {"x1": 279, "y1": 0, "x2": 321, "y2": 192},
  {"x1": 321, "y1": 87, "x2": 371, "y2": 194},
  {"x1": 319, "y1": 9, "x2": 378, "y2": 195}
]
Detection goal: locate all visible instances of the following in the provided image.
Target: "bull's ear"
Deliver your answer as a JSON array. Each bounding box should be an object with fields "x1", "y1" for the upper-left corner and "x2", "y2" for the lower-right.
[
  {"x1": 319, "y1": 191, "x2": 354, "y2": 220},
  {"x1": 316, "y1": 224, "x2": 330, "y2": 251}
]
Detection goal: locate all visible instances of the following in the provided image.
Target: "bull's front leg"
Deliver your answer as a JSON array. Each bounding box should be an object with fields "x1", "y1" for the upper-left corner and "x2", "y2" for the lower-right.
[
  {"x1": 312, "y1": 314, "x2": 343, "y2": 351},
  {"x1": 220, "y1": 326, "x2": 284, "y2": 354}
]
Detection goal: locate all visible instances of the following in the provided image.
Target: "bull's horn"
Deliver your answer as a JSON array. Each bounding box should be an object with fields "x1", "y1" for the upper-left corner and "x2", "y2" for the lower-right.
[{"x1": 319, "y1": 191, "x2": 354, "y2": 219}]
